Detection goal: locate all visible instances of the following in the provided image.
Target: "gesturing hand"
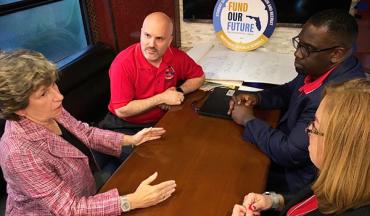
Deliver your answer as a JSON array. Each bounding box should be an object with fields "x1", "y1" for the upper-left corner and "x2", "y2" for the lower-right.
[
  {"x1": 130, "y1": 127, "x2": 166, "y2": 146},
  {"x1": 127, "y1": 172, "x2": 176, "y2": 209},
  {"x1": 231, "y1": 204, "x2": 248, "y2": 216}
]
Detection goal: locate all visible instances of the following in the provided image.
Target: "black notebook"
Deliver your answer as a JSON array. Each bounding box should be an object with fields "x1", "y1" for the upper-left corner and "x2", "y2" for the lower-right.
[{"x1": 198, "y1": 87, "x2": 235, "y2": 119}]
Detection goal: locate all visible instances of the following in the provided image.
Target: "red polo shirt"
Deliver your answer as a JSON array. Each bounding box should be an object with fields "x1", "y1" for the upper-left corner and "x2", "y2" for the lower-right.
[
  {"x1": 298, "y1": 67, "x2": 336, "y2": 94},
  {"x1": 108, "y1": 43, "x2": 204, "y2": 124}
]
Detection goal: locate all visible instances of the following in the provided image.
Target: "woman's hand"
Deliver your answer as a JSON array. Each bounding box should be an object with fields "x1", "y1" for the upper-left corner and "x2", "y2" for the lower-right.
[
  {"x1": 123, "y1": 127, "x2": 166, "y2": 146},
  {"x1": 126, "y1": 172, "x2": 176, "y2": 209},
  {"x1": 232, "y1": 204, "x2": 247, "y2": 216},
  {"x1": 242, "y1": 193, "x2": 273, "y2": 216}
]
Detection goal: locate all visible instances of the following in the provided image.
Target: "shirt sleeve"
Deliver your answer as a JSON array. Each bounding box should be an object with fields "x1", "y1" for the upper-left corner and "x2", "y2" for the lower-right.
[
  {"x1": 256, "y1": 75, "x2": 302, "y2": 109},
  {"x1": 178, "y1": 52, "x2": 204, "y2": 80},
  {"x1": 109, "y1": 59, "x2": 135, "y2": 110},
  {"x1": 5, "y1": 151, "x2": 122, "y2": 216},
  {"x1": 242, "y1": 100, "x2": 316, "y2": 167}
]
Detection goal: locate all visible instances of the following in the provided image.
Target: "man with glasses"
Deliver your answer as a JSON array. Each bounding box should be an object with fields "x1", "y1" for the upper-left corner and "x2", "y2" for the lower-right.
[{"x1": 228, "y1": 9, "x2": 365, "y2": 193}]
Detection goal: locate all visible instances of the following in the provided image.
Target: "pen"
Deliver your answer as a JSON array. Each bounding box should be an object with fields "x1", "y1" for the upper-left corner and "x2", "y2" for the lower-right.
[{"x1": 242, "y1": 81, "x2": 279, "y2": 89}]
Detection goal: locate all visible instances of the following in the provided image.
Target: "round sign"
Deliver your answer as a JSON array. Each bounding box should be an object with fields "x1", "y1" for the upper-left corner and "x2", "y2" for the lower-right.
[{"x1": 213, "y1": 0, "x2": 277, "y2": 51}]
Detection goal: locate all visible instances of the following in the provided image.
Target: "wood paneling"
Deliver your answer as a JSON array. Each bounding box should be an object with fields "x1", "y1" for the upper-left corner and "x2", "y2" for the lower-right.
[
  {"x1": 87, "y1": 0, "x2": 180, "y2": 51},
  {"x1": 356, "y1": 0, "x2": 370, "y2": 74},
  {"x1": 86, "y1": 0, "x2": 116, "y2": 49}
]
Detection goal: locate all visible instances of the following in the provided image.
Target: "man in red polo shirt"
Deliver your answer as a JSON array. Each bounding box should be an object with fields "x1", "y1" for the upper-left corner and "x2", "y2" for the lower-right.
[
  {"x1": 100, "y1": 12, "x2": 205, "y2": 135},
  {"x1": 228, "y1": 9, "x2": 365, "y2": 194}
]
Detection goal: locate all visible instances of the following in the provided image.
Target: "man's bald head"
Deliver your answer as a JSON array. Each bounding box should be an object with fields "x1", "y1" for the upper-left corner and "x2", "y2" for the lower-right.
[
  {"x1": 142, "y1": 12, "x2": 173, "y2": 36},
  {"x1": 140, "y1": 12, "x2": 174, "y2": 67}
]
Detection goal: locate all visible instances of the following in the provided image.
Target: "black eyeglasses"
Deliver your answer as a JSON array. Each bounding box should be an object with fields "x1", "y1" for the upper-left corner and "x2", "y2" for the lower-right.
[
  {"x1": 305, "y1": 120, "x2": 324, "y2": 136},
  {"x1": 292, "y1": 36, "x2": 340, "y2": 57}
]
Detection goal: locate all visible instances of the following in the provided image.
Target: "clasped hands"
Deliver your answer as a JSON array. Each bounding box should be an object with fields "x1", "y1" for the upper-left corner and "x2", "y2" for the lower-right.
[
  {"x1": 158, "y1": 87, "x2": 184, "y2": 111},
  {"x1": 228, "y1": 93, "x2": 258, "y2": 125},
  {"x1": 232, "y1": 193, "x2": 275, "y2": 216}
]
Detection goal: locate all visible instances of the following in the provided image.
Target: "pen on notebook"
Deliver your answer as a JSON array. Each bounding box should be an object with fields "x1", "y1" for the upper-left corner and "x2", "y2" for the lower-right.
[{"x1": 242, "y1": 81, "x2": 279, "y2": 89}]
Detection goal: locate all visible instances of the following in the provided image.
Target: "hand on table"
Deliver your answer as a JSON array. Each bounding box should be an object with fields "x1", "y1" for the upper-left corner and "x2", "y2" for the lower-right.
[
  {"x1": 242, "y1": 193, "x2": 273, "y2": 216},
  {"x1": 158, "y1": 87, "x2": 184, "y2": 105},
  {"x1": 230, "y1": 104, "x2": 255, "y2": 126},
  {"x1": 127, "y1": 172, "x2": 176, "y2": 209},
  {"x1": 158, "y1": 104, "x2": 171, "y2": 111},
  {"x1": 228, "y1": 93, "x2": 258, "y2": 115}
]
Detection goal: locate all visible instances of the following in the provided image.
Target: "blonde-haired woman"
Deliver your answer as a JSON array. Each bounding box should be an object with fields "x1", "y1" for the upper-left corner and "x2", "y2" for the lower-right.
[
  {"x1": 232, "y1": 78, "x2": 370, "y2": 216},
  {"x1": 0, "y1": 50, "x2": 176, "y2": 215}
]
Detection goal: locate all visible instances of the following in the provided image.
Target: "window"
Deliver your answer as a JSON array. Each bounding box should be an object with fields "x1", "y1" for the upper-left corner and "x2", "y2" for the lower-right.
[
  {"x1": 0, "y1": 0, "x2": 21, "y2": 4},
  {"x1": 0, "y1": 0, "x2": 88, "y2": 62}
]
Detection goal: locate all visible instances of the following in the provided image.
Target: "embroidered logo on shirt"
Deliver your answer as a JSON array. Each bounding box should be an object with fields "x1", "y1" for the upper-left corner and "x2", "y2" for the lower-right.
[{"x1": 164, "y1": 66, "x2": 175, "y2": 80}]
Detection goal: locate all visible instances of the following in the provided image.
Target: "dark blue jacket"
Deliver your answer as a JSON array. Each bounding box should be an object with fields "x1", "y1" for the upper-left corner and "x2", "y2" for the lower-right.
[{"x1": 243, "y1": 56, "x2": 365, "y2": 193}]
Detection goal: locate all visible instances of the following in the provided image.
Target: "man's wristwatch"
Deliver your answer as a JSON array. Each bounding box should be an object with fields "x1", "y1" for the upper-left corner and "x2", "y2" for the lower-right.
[
  {"x1": 176, "y1": 86, "x2": 184, "y2": 93},
  {"x1": 263, "y1": 191, "x2": 280, "y2": 209},
  {"x1": 120, "y1": 196, "x2": 131, "y2": 212}
]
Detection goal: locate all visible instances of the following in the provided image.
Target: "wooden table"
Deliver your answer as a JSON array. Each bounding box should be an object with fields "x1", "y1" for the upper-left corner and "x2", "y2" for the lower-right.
[{"x1": 100, "y1": 91, "x2": 280, "y2": 216}]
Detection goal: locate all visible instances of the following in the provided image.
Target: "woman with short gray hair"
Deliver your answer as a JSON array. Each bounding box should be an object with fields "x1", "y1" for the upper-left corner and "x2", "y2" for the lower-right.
[{"x1": 0, "y1": 50, "x2": 176, "y2": 215}]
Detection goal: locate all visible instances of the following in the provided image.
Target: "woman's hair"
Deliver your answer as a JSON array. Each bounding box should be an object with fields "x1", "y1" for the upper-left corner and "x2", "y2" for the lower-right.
[
  {"x1": 0, "y1": 50, "x2": 57, "y2": 121},
  {"x1": 312, "y1": 78, "x2": 370, "y2": 214}
]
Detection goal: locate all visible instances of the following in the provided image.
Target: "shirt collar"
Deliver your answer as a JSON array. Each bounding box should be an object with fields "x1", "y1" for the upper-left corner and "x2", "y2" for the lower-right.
[
  {"x1": 298, "y1": 66, "x2": 336, "y2": 94},
  {"x1": 12, "y1": 109, "x2": 89, "y2": 159}
]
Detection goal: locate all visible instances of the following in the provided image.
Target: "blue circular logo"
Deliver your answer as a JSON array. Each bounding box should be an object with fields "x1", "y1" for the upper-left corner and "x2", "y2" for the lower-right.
[{"x1": 213, "y1": 0, "x2": 277, "y2": 51}]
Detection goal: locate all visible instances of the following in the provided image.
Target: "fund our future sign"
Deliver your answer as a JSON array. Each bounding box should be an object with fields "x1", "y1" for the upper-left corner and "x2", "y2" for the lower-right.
[{"x1": 213, "y1": 0, "x2": 277, "y2": 51}]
